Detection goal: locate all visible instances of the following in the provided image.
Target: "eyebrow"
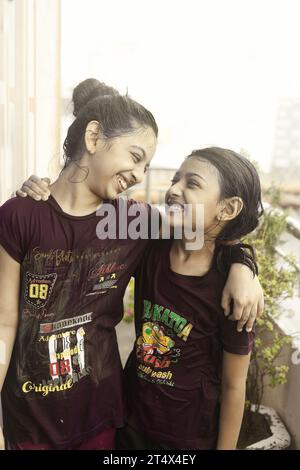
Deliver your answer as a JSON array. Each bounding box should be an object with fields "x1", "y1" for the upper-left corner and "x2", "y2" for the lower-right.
[
  {"x1": 173, "y1": 171, "x2": 207, "y2": 183},
  {"x1": 186, "y1": 172, "x2": 207, "y2": 183},
  {"x1": 130, "y1": 145, "x2": 146, "y2": 159}
]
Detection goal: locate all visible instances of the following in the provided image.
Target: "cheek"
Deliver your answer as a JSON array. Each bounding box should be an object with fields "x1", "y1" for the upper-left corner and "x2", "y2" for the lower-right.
[
  {"x1": 203, "y1": 201, "x2": 220, "y2": 226},
  {"x1": 92, "y1": 153, "x2": 118, "y2": 177}
]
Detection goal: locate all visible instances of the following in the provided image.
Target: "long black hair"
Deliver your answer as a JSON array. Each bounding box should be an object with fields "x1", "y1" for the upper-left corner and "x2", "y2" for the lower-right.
[{"x1": 187, "y1": 147, "x2": 264, "y2": 276}]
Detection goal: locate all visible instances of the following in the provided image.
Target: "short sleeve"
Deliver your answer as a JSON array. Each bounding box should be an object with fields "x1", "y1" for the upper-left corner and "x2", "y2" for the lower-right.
[
  {"x1": 0, "y1": 198, "x2": 28, "y2": 263},
  {"x1": 220, "y1": 314, "x2": 255, "y2": 355}
]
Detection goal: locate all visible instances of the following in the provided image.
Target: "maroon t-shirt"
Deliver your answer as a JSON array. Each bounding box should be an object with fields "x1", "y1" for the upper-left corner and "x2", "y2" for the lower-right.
[
  {"x1": 0, "y1": 195, "x2": 154, "y2": 449},
  {"x1": 124, "y1": 240, "x2": 254, "y2": 450}
]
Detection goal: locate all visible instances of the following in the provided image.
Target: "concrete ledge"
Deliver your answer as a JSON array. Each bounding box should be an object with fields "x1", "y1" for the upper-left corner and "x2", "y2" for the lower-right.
[{"x1": 246, "y1": 405, "x2": 291, "y2": 450}]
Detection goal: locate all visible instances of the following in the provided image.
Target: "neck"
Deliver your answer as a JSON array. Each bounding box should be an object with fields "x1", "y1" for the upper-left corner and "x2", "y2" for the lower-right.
[
  {"x1": 173, "y1": 236, "x2": 216, "y2": 260},
  {"x1": 50, "y1": 162, "x2": 102, "y2": 216},
  {"x1": 170, "y1": 236, "x2": 216, "y2": 277}
]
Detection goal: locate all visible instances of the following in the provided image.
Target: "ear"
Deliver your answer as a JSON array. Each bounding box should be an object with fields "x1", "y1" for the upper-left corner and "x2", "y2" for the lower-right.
[
  {"x1": 217, "y1": 197, "x2": 243, "y2": 222},
  {"x1": 84, "y1": 120, "x2": 102, "y2": 154}
]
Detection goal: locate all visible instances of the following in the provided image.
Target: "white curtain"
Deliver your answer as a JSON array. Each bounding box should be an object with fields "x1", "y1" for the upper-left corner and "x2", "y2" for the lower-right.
[
  {"x1": 0, "y1": 0, "x2": 62, "y2": 205},
  {"x1": 0, "y1": 0, "x2": 62, "y2": 428}
]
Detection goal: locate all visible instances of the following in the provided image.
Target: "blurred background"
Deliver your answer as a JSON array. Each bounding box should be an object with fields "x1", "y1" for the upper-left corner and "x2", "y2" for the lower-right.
[
  {"x1": 1, "y1": 0, "x2": 300, "y2": 448},
  {"x1": 1, "y1": 0, "x2": 300, "y2": 209}
]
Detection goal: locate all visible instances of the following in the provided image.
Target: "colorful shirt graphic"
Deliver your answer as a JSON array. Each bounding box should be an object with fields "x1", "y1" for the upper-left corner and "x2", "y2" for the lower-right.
[{"x1": 124, "y1": 240, "x2": 255, "y2": 450}]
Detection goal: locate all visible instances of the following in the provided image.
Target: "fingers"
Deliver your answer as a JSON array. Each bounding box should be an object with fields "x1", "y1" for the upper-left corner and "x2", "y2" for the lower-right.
[
  {"x1": 29, "y1": 175, "x2": 51, "y2": 199},
  {"x1": 16, "y1": 189, "x2": 27, "y2": 198},
  {"x1": 20, "y1": 175, "x2": 51, "y2": 201},
  {"x1": 221, "y1": 292, "x2": 231, "y2": 316},
  {"x1": 229, "y1": 302, "x2": 257, "y2": 332},
  {"x1": 227, "y1": 300, "x2": 243, "y2": 324},
  {"x1": 236, "y1": 304, "x2": 252, "y2": 332},
  {"x1": 257, "y1": 294, "x2": 264, "y2": 318},
  {"x1": 229, "y1": 302, "x2": 250, "y2": 332},
  {"x1": 245, "y1": 304, "x2": 258, "y2": 332},
  {"x1": 19, "y1": 185, "x2": 43, "y2": 201}
]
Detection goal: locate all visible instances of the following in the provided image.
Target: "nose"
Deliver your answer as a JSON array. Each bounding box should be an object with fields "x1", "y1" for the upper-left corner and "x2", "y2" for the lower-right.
[
  {"x1": 169, "y1": 180, "x2": 183, "y2": 198},
  {"x1": 131, "y1": 167, "x2": 144, "y2": 185}
]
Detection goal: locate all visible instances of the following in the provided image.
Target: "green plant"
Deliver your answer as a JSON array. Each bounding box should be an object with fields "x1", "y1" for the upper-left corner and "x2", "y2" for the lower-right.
[
  {"x1": 123, "y1": 277, "x2": 135, "y2": 323},
  {"x1": 244, "y1": 185, "x2": 297, "y2": 413}
]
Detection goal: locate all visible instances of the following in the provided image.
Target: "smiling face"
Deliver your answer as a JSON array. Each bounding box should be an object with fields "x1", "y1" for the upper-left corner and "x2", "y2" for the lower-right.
[
  {"x1": 165, "y1": 157, "x2": 224, "y2": 235},
  {"x1": 86, "y1": 124, "x2": 157, "y2": 200}
]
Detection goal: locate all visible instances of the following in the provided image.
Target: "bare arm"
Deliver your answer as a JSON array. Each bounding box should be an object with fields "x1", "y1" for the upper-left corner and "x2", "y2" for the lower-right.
[
  {"x1": 0, "y1": 245, "x2": 20, "y2": 449},
  {"x1": 216, "y1": 350, "x2": 251, "y2": 450}
]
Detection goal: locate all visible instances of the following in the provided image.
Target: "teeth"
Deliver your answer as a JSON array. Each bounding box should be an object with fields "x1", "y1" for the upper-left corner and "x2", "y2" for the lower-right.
[
  {"x1": 117, "y1": 175, "x2": 128, "y2": 191},
  {"x1": 167, "y1": 204, "x2": 184, "y2": 213}
]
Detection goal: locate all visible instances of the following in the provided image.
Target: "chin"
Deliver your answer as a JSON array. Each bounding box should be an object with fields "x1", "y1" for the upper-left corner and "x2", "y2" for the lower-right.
[
  {"x1": 167, "y1": 214, "x2": 184, "y2": 230},
  {"x1": 98, "y1": 186, "x2": 119, "y2": 200}
]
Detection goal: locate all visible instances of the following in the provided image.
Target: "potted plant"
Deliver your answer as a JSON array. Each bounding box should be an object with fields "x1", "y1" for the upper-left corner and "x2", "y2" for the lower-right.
[{"x1": 238, "y1": 186, "x2": 296, "y2": 450}]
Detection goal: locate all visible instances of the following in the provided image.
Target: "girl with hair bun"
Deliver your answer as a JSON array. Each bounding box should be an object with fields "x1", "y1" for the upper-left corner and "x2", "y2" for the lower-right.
[{"x1": 0, "y1": 79, "x2": 263, "y2": 450}]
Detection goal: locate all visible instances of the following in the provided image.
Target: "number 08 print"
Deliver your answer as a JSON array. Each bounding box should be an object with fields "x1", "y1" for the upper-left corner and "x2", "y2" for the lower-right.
[{"x1": 25, "y1": 272, "x2": 57, "y2": 309}]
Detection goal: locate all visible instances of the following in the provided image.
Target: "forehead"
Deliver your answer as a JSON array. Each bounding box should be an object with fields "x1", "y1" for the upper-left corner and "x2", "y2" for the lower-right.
[
  {"x1": 120, "y1": 127, "x2": 157, "y2": 154},
  {"x1": 179, "y1": 157, "x2": 219, "y2": 181}
]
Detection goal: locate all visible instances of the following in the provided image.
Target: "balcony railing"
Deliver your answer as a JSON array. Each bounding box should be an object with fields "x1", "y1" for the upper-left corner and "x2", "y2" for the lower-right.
[{"x1": 263, "y1": 202, "x2": 300, "y2": 296}]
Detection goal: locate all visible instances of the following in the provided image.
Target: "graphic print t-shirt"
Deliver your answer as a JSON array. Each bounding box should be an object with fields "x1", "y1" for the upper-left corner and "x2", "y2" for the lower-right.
[
  {"x1": 124, "y1": 240, "x2": 255, "y2": 450},
  {"x1": 0, "y1": 195, "x2": 156, "y2": 448}
]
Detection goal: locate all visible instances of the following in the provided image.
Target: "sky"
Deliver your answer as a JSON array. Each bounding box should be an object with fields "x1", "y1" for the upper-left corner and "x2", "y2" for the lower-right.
[{"x1": 61, "y1": 0, "x2": 300, "y2": 172}]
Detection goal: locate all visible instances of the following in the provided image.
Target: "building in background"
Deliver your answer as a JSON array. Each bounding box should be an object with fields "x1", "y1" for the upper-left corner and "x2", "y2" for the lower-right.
[
  {"x1": 261, "y1": 98, "x2": 300, "y2": 213},
  {"x1": 271, "y1": 98, "x2": 300, "y2": 183}
]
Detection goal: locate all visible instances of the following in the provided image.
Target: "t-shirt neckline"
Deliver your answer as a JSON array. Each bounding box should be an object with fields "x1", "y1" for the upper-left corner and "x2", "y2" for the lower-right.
[
  {"x1": 46, "y1": 194, "x2": 108, "y2": 221},
  {"x1": 162, "y1": 239, "x2": 216, "y2": 285}
]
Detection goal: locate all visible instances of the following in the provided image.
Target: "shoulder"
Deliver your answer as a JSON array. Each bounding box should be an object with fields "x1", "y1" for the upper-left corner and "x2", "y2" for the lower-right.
[
  {"x1": 0, "y1": 197, "x2": 43, "y2": 263},
  {"x1": 0, "y1": 196, "x2": 50, "y2": 237},
  {"x1": 0, "y1": 196, "x2": 43, "y2": 222},
  {"x1": 0, "y1": 195, "x2": 42, "y2": 215}
]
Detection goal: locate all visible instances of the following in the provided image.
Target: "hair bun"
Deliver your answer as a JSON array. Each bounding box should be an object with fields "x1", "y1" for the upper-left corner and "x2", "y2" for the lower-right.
[{"x1": 72, "y1": 78, "x2": 119, "y2": 117}]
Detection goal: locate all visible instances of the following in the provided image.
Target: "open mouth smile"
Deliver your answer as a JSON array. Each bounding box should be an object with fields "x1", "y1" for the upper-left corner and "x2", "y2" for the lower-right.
[{"x1": 117, "y1": 174, "x2": 129, "y2": 192}]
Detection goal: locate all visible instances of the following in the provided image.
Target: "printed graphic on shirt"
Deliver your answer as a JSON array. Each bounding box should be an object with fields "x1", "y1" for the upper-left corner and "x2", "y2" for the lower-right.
[
  {"x1": 86, "y1": 261, "x2": 126, "y2": 295},
  {"x1": 25, "y1": 272, "x2": 57, "y2": 309},
  {"x1": 48, "y1": 327, "x2": 86, "y2": 381},
  {"x1": 136, "y1": 299, "x2": 194, "y2": 387},
  {"x1": 15, "y1": 246, "x2": 128, "y2": 399},
  {"x1": 32, "y1": 246, "x2": 122, "y2": 267},
  {"x1": 22, "y1": 307, "x2": 55, "y2": 321},
  {"x1": 39, "y1": 312, "x2": 92, "y2": 334},
  {"x1": 136, "y1": 322, "x2": 177, "y2": 369},
  {"x1": 143, "y1": 299, "x2": 193, "y2": 342},
  {"x1": 21, "y1": 315, "x2": 93, "y2": 397}
]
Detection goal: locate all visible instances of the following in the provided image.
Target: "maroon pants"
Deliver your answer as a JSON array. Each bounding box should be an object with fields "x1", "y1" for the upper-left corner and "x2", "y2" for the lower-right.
[{"x1": 10, "y1": 427, "x2": 116, "y2": 450}]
